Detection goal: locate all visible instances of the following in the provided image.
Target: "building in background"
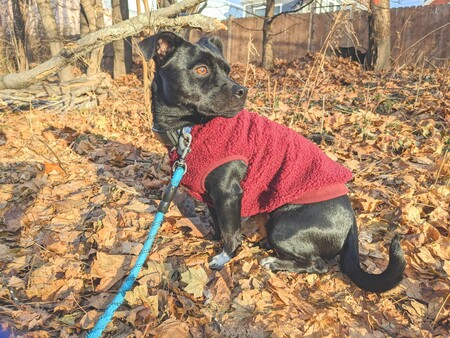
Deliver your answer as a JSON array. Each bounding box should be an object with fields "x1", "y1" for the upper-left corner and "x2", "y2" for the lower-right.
[
  {"x1": 201, "y1": 0, "x2": 244, "y2": 19},
  {"x1": 201, "y1": 0, "x2": 430, "y2": 18},
  {"x1": 239, "y1": 0, "x2": 368, "y2": 16},
  {"x1": 127, "y1": 0, "x2": 369, "y2": 19},
  {"x1": 422, "y1": 0, "x2": 449, "y2": 5},
  {"x1": 242, "y1": 0, "x2": 296, "y2": 17}
]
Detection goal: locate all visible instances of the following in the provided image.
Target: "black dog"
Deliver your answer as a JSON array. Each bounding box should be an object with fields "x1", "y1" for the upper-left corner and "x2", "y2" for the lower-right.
[{"x1": 138, "y1": 31, "x2": 405, "y2": 293}]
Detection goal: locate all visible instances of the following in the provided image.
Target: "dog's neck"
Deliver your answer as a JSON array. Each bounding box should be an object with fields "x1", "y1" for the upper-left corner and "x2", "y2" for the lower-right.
[{"x1": 151, "y1": 80, "x2": 211, "y2": 131}]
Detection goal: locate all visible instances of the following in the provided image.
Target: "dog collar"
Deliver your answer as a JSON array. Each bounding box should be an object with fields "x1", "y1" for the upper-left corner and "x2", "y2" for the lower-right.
[{"x1": 153, "y1": 126, "x2": 192, "y2": 156}]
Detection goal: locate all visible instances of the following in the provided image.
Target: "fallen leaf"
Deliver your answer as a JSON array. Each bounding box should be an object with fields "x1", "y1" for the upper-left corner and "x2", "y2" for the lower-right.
[
  {"x1": 3, "y1": 206, "x2": 24, "y2": 232},
  {"x1": 181, "y1": 266, "x2": 208, "y2": 298},
  {"x1": 26, "y1": 264, "x2": 66, "y2": 301},
  {"x1": 125, "y1": 284, "x2": 149, "y2": 306},
  {"x1": 149, "y1": 318, "x2": 190, "y2": 338},
  {"x1": 44, "y1": 162, "x2": 64, "y2": 175},
  {"x1": 407, "y1": 205, "x2": 423, "y2": 224},
  {"x1": 416, "y1": 247, "x2": 437, "y2": 265},
  {"x1": 80, "y1": 310, "x2": 98, "y2": 330},
  {"x1": 0, "y1": 243, "x2": 12, "y2": 262},
  {"x1": 232, "y1": 289, "x2": 259, "y2": 320},
  {"x1": 124, "y1": 198, "x2": 155, "y2": 213},
  {"x1": 7, "y1": 276, "x2": 25, "y2": 290},
  {"x1": 90, "y1": 252, "x2": 133, "y2": 292}
]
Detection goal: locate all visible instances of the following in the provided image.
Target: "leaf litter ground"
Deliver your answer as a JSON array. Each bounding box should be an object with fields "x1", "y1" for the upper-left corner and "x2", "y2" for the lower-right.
[{"x1": 0, "y1": 56, "x2": 449, "y2": 337}]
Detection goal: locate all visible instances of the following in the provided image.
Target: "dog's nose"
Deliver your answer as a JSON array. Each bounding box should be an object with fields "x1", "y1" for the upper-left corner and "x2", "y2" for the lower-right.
[{"x1": 232, "y1": 84, "x2": 248, "y2": 99}]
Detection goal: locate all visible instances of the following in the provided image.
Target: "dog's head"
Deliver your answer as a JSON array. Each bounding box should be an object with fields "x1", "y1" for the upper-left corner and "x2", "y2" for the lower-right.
[{"x1": 138, "y1": 31, "x2": 247, "y2": 130}]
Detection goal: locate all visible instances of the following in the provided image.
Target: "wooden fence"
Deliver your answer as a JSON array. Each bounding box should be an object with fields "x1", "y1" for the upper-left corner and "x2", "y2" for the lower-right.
[{"x1": 188, "y1": 5, "x2": 449, "y2": 67}]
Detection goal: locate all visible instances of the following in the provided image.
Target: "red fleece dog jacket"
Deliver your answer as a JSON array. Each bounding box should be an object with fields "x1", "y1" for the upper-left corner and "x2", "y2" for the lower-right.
[{"x1": 169, "y1": 110, "x2": 352, "y2": 217}]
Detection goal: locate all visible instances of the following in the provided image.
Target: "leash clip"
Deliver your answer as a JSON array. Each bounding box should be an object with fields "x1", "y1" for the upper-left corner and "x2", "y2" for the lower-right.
[
  {"x1": 173, "y1": 127, "x2": 192, "y2": 171},
  {"x1": 178, "y1": 128, "x2": 192, "y2": 159}
]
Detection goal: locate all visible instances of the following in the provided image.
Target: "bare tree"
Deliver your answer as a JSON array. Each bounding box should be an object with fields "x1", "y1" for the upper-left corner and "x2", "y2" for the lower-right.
[
  {"x1": 80, "y1": 0, "x2": 106, "y2": 75},
  {"x1": 10, "y1": 0, "x2": 29, "y2": 72},
  {"x1": 112, "y1": 0, "x2": 132, "y2": 78},
  {"x1": 80, "y1": 0, "x2": 100, "y2": 74},
  {"x1": 80, "y1": 0, "x2": 91, "y2": 37},
  {"x1": 261, "y1": 0, "x2": 275, "y2": 70},
  {"x1": 35, "y1": 0, "x2": 74, "y2": 81},
  {"x1": 261, "y1": 0, "x2": 313, "y2": 70},
  {"x1": 0, "y1": 29, "x2": 7, "y2": 74},
  {"x1": 368, "y1": 0, "x2": 391, "y2": 71}
]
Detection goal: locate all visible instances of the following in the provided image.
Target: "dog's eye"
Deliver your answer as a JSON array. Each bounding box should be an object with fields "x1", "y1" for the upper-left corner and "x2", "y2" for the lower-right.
[{"x1": 194, "y1": 66, "x2": 208, "y2": 76}]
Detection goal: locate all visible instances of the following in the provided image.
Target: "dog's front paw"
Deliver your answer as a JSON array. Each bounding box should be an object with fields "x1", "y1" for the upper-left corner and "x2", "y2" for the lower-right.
[{"x1": 209, "y1": 251, "x2": 231, "y2": 270}]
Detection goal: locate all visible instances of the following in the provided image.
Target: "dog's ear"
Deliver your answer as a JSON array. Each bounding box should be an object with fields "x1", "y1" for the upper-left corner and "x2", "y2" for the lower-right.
[
  {"x1": 197, "y1": 36, "x2": 224, "y2": 56},
  {"x1": 138, "y1": 31, "x2": 184, "y2": 64}
]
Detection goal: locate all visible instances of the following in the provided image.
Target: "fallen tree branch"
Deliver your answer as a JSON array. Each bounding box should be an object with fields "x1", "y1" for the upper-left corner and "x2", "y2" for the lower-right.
[
  {"x1": 0, "y1": 0, "x2": 226, "y2": 90},
  {"x1": 0, "y1": 73, "x2": 112, "y2": 112}
]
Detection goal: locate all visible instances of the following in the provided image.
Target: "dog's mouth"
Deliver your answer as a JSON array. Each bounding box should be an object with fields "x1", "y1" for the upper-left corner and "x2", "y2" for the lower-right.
[
  {"x1": 220, "y1": 108, "x2": 243, "y2": 118},
  {"x1": 200, "y1": 103, "x2": 245, "y2": 119}
]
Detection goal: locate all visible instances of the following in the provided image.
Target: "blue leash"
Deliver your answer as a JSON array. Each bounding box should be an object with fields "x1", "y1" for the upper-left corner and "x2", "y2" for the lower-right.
[{"x1": 88, "y1": 130, "x2": 191, "y2": 338}]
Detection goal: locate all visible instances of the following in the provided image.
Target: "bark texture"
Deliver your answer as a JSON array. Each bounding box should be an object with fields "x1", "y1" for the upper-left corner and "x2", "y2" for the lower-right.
[
  {"x1": 368, "y1": 0, "x2": 391, "y2": 71},
  {"x1": 11, "y1": 0, "x2": 29, "y2": 72},
  {"x1": 112, "y1": 0, "x2": 132, "y2": 78},
  {"x1": 80, "y1": 0, "x2": 105, "y2": 75},
  {"x1": 261, "y1": 0, "x2": 275, "y2": 70},
  {"x1": 35, "y1": 0, "x2": 74, "y2": 81}
]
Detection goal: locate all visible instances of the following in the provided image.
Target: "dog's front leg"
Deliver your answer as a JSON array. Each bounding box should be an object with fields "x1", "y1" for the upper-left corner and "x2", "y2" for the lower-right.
[
  {"x1": 204, "y1": 161, "x2": 247, "y2": 270},
  {"x1": 207, "y1": 207, "x2": 222, "y2": 240}
]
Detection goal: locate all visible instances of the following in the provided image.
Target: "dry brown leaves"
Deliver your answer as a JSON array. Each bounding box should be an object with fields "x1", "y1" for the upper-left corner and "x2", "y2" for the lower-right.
[{"x1": 0, "y1": 56, "x2": 449, "y2": 337}]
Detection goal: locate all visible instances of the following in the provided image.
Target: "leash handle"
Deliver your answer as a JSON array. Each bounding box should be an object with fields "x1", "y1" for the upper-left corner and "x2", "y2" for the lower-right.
[{"x1": 87, "y1": 166, "x2": 186, "y2": 338}]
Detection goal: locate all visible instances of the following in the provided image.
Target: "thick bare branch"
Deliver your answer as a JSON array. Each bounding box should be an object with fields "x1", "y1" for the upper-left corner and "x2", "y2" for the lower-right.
[{"x1": 0, "y1": 0, "x2": 225, "y2": 90}]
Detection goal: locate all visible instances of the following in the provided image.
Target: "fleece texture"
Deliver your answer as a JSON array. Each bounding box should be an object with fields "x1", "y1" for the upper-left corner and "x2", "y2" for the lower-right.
[{"x1": 169, "y1": 110, "x2": 352, "y2": 217}]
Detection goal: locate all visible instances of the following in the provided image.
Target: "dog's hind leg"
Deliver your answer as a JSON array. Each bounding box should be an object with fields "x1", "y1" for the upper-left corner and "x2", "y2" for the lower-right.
[
  {"x1": 262, "y1": 197, "x2": 354, "y2": 275},
  {"x1": 261, "y1": 217, "x2": 330, "y2": 274}
]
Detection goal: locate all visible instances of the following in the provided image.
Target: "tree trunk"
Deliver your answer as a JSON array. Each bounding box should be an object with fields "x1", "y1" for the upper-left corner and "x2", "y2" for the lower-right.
[
  {"x1": 11, "y1": 0, "x2": 29, "y2": 72},
  {"x1": 80, "y1": 0, "x2": 104, "y2": 75},
  {"x1": 138, "y1": 0, "x2": 153, "y2": 126},
  {"x1": 35, "y1": 0, "x2": 74, "y2": 81},
  {"x1": 368, "y1": 0, "x2": 391, "y2": 71},
  {"x1": 93, "y1": 0, "x2": 106, "y2": 74},
  {"x1": 80, "y1": 0, "x2": 105, "y2": 75},
  {"x1": 261, "y1": 0, "x2": 275, "y2": 70},
  {"x1": 0, "y1": 29, "x2": 7, "y2": 74},
  {"x1": 112, "y1": 0, "x2": 132, "y2": 78},
  {"x1": 80, "y1": 3, "x2": 90, "y2": 37}
]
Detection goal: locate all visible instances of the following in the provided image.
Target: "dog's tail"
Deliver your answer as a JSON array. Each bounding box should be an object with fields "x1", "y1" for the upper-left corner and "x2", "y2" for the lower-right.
[{"x1": 340, "y1": 221, "x2": 406, "y2": 293}]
